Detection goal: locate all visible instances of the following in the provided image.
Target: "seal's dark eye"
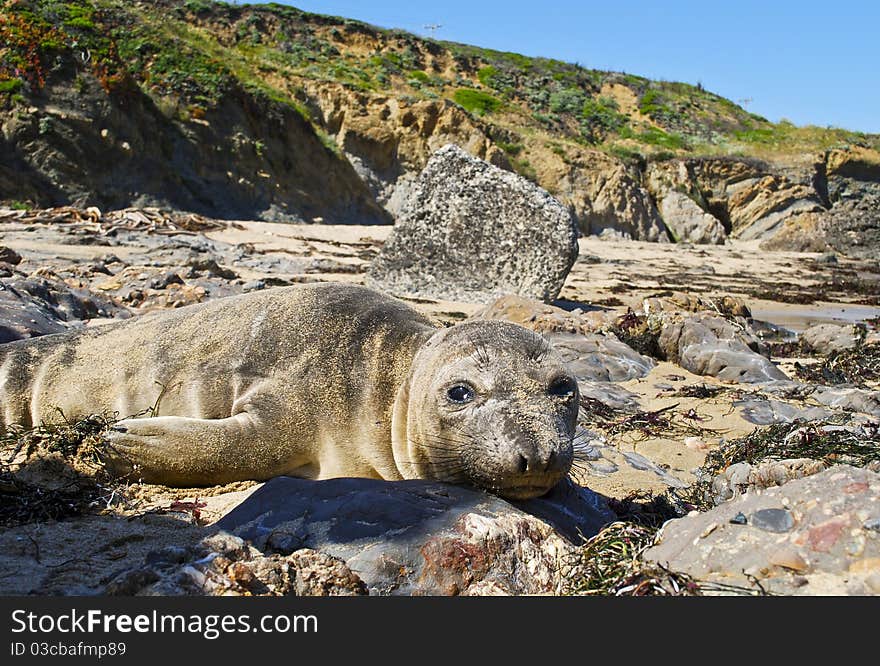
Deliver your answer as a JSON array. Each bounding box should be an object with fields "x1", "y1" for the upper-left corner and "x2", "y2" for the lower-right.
[
  {"x1": 548, "y1": 377, "x2": 577, "y2": 399},
  {"x1": 446, "y1": 383, "x2": 475, "y2": 404}
]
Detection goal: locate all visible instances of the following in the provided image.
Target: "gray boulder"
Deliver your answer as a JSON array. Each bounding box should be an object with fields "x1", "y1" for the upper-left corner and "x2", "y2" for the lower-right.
[
  {"x1": 211, "y1": 476, "x2": 615, "y2": 595},
  {"x1": 366, "y1": 144, "x2": 579, "y2": 303},
  {"x1": 546, "y1": 331, "x2": 655, "y2": 382},
  {"x1": 800, "y1": 322, "x2": 863, "y2": 355},
  {"x1": 651, "y1": 311, "x2": 788, "y2": 383},
  {"x1": 644, "y1": 465, "x2": 880, "y2": 595},
  {"x1": 659, "y1": 191, "x2": 726, "y2": 245}
]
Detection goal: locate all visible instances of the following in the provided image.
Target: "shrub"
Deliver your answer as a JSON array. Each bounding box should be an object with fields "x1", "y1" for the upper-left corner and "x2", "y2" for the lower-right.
[
  {"x1": 477, "y1": 65, "x2": 498, "y2": 87},
  {"x1": 453, "y1": 88, "x2": 501, "y2": 115},
  {"x1": 549, "y1": 87, "x2": 586, "y2": 114},
  {"x1": 580, "y1": 96, "x2": 628, "y2": 141}
]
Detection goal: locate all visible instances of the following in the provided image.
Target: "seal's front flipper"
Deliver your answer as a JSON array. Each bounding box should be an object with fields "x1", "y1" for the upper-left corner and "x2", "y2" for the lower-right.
[{"x1": 105, "y1": 413, "x2": 280, "y2": 486}]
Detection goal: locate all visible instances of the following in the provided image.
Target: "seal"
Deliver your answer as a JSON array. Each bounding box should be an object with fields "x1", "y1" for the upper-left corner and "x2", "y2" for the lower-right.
[{"x1": 0, "y1": 283, "x2": 578, "y2": 499}]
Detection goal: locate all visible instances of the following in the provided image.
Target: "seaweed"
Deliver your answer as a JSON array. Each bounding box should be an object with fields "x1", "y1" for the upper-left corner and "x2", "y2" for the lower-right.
[
  {"x1": 793, "y1": 342, "x2": 880, "y2": 386},
  {"x1": 608, "y1": 309, "x2": 662, "y2": 359},
  {"x1": 561, "y1": 521, "x2": 763, "y2": 596},
  {"x1": 0, "y1": 410, "x2": 135, "y2": 526},
  {"x1": 2, "y1": 409, "x2": 124, "y2": 475},
  {"x1": 680, "y1": 418, "x2": 880, "y2": 511}
]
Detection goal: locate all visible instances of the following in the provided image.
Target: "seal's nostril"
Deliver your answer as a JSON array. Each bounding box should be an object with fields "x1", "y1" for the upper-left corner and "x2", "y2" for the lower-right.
[{"x1": 518, "y1": 454, "x2": 528, "y2": 474}]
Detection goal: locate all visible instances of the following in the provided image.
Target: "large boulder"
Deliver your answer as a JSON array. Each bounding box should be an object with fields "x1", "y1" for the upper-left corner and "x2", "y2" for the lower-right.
[
  {"x1": 658, "y1": 191, "x2": 726, "y2": 244},
  {"x1": 366, "y1": 144, "x2": 579, "y2": 303},
  {"x1": 210, "y1": 476, "x2": 614, "y2": 595},
  {"x1": 644, "y1": 465, "x2": 880, "y2": 595}
]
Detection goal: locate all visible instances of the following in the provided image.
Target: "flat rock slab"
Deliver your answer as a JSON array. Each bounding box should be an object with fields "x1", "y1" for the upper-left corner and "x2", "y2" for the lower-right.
[
  {"x1": 214, "y1": 476, "x2": 615, "y2": 595},
  {"x1": 366, "y1": 144, "x2": 579, "y2": 303},
  {"x1": 644, "y1": 465, "x2": 880, "y2": 595}
]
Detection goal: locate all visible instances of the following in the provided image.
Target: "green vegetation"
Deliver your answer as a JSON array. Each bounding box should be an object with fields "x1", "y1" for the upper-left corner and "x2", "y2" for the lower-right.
[
  {"x1": 0, "y1": 78, "x2": 23, "y2": 94},
  {"x1": 453, "y1": 88, "x2": 502, "y2": 115},
  {"x1": 580, "y1": 96, "x2": 628, "y2": 142},
  {"x1": 477, "y1": 65, "x2": 498, "y2": 87}
]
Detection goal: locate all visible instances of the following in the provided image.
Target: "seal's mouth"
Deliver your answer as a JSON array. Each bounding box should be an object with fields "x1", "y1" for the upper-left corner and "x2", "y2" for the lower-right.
[
  {"x1": 494, "y1": 473, "x2": 564, "y2": 500},
  {"x1": 498, "y1": 484, "x2": 555, "y2": 500}
]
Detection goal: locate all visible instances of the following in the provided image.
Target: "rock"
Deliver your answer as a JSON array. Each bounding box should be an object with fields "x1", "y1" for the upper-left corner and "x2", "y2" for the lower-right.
[
  {"x1": 759, "y1": 212, "x2": 833, "y2": 253},
  {"x1": 211, "y1": 476, "x2": 615, "y2": 595},
  {"x1": 727, "y1": 175, "x2": 825, "y2": 240},
  {"x1": 577, "y1": 382, "x2": 643, "y2": 412},
  {"x1": 800, "y1": 323, "x2": 863, "y2": 355},
  {"x1": 734, "y1": 398, "x2": 833, "y2": 425},
  {"x1": 651, "y1": 311, "x2": 787, "y2": 383},
  {"x1": 545, "y1": 331, "x2": 655, "y2": 382},
  {"x1": 288, "y1": 550, "x2": 369, "y2": 596},
  {"x1": 105, "y1": 539, "x2": 368, "y2": 596},
  {"x1": 149, "y1": 270, "x2": 184, "y2": 290},
  {"x1": 644, "y1": 465, "x2": 880, "y2": 595},
  {"x1": 816, "y1": 252, "x2": 839, "y2": 264},
  {"x1": 809, "y1": 386, "x2": 880, "y2": 418},
  {"x1": 241, "y1": 279, "x2": 266, "y2": 293},
  {"x1": 0, "y1": 275, "x2": 126, "y2": 342},
  {"x1": 658, "y1": 191, "x2": 726, "y2": 244},
  {"x1": 366, "y1": 144, "x2": 579, "y2": 304},
  {"x1": 749, "y1": 507, "x2": 795, "y2": 533},
  {"x1": 476, "y1": 294, "x2": 612, "y2": 335},
  {"x1": 643, "y1": 292, "x2": 752, "y2": 319},
  {"x1": 568, "y1": 158, "x2": 668, "y2": 241},
  {"x1": 0, "y1": 246, "x2": 22, "y2": 265},
  {"x1": 185, "y1": 257, "x2": 238, "y2": 280}
]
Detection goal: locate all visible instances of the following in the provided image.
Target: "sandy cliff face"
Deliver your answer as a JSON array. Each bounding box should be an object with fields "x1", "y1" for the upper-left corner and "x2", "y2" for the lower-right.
[{"x1": 1, "y1": 64, "x2": 389, "y2": 224}]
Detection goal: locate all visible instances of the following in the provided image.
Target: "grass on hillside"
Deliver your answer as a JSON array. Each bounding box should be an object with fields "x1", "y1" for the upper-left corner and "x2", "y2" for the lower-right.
[{"x1": 1, "y1": 0, "x2": 877, "y2": 163}]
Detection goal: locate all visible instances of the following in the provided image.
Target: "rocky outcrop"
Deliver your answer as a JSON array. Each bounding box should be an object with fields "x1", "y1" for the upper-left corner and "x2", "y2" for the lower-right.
[
  {"x1": 644, "y1": 465, "x2": 880, "y2": 595},
  {"x1": 300, "y1": 82, "x2": 510, "y2": 218},
  {"x1": 366, "y1": 144, "x2": 579, "y2": 303},
  {"x1": 1, "y1": 64, "x2": 389, "y2": 225},
  {"x1": 558, "y1": 152, "x2": 668, "y2": 240}
]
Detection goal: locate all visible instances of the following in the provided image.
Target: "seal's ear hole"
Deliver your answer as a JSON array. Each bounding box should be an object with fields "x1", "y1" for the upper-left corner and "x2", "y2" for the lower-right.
[
  {"x1": 548, "y1": 376, "x2": 577, "y2": 399},
  {"x1": 446, "y1": 383, "x2": 476, "y2": 404}
]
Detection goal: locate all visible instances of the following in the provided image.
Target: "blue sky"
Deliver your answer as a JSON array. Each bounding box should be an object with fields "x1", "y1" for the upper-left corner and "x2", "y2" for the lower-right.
[{"x1": 260, "y1": 0, "x2": 879, "y2": 134}]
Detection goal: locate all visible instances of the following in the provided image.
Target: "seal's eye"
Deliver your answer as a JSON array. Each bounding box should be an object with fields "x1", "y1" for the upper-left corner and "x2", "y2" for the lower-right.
[
  {"x1": 548, "y1": 376, "x2": 577, "y2": 399},
  {"x1": 446, "y1": 383, "x2": 475, "y2": 404}
]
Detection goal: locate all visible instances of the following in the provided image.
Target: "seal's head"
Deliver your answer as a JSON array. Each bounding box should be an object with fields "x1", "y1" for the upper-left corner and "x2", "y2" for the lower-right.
[{"x1": 394, "y1": 320, "x2": 578, "y2": 500}]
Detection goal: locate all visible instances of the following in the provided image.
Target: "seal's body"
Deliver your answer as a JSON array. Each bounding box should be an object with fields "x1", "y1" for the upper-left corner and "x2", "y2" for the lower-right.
[{"x1": 0, "y1": 284, "x2": 577, "y2": 499}]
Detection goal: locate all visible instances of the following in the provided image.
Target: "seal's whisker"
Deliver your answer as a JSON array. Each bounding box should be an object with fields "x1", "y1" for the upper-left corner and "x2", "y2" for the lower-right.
[{"x1": 464, "y1": 331, "x2": 491, "y2": 368}]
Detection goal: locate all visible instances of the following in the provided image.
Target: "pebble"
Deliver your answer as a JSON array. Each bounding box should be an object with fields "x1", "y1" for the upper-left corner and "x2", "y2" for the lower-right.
[
  {"x1": 864, "y1": 517, "x2": 880, "y2": 532},
  {"x1": 586, "y1": 460, "x2": 619, "y2": 476},
  {"x1": 730, "y1": 512, "x2": 747, "y2": 525},
  {"x1": 684, "y1": 436, "x2": 709, "y2": 451},
  {"x1": 149, "y1": 270, "x2": 184, "y2": 289},
  {"x1": 768, "y1": 547, "x2": 809, "y2": 572},
  {"x1": 241, "y1": 279, "x2": 266, "y2": 293},
  {"x1": 750, "y1": 508, "x2": 795, "y2": 533}
]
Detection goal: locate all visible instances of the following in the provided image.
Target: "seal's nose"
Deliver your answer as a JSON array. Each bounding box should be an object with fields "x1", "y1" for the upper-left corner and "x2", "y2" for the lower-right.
[{"x1": 514, "y1": 447, "x2": 567, "y2": 474}]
